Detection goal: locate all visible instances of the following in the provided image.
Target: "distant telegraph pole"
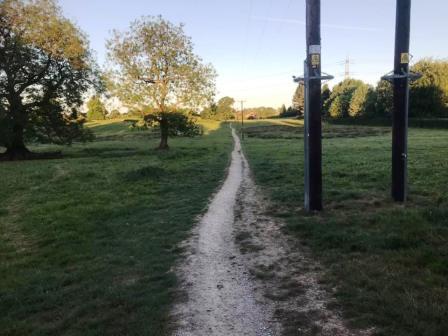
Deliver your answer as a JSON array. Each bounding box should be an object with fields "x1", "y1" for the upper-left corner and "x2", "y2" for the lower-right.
[
  {"x1": 382, "y1": 0, "x2": 420, "y2": 202},
  {"x1": 236, "y1": 100, "x2": 245, "y2": 140}
]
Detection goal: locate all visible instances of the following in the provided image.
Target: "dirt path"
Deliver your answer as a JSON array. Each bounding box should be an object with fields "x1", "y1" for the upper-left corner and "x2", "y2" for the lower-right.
[{"x1": 171, "y1": 126, "x2": 372, "y2": 336}]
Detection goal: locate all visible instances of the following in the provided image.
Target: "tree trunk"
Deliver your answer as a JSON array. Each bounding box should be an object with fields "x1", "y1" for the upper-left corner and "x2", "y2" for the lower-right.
[
  {"x1": 3, "y1": 123, "x2": 30, "y2": 160},
  {"x1": 158, "y1": 116, "x2": 169, "y2": 150}
]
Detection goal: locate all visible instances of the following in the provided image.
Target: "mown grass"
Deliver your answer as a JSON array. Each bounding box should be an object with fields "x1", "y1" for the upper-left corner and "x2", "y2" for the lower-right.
[
  {"x1": 243, "y1": 118, "x2": 390, "y2": 139},
  {"x1": 0, "y1": 119, "x2": 232, "y2": 335},
  {"x1": 239, "y1": 119, "x2": 448, "y2": 336}
]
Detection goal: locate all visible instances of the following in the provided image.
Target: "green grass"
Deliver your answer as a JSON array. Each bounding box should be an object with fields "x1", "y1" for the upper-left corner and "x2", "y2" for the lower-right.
[
  {"x1": 239, "y1": 120, "x2": 448, "y2": 336},
  {"x1": 0, "y1": 120, "x2": 233, "y2": 335}
]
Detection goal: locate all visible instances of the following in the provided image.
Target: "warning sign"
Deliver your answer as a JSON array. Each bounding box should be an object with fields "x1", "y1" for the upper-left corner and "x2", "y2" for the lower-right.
[
  {"x1": 401, "y1": 53, "x2": 410, "y2": 64},
  {"x1": 311, "y1": 54, "x2": 320, "y2": 67}
]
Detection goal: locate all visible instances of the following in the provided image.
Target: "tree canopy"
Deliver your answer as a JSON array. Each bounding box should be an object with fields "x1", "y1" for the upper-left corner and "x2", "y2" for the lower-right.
[
  {"x1": 86, "y1": 96, "x2": 108, "y2": 121},
  {"x1": 0, "y1": 0, "x2": 100, "y2": 159},
  {"x1": 348, "y1": 84, "x2": 376, "y2": 118},
  {"x1": 292, "y1": 84, "x2": 305, "y2": 117},
  {"x1": 374, "y1": 80, "x2": 393, "y2": 118},
  {"x1": 410, "y1": 59, "x2": 448, "y2": 117},
  {"x1": 201, "y1": 96, "x2": 238, "y2": 120},
  {"x1": 322, "y1": 59, "x2": 448, "y2": 120},
  {"x1": 325, "y1": 79, "x2": 364, "y2": 119},
  {"x1": 107, "y1": 16, "x2": 216, "y2": 149}
]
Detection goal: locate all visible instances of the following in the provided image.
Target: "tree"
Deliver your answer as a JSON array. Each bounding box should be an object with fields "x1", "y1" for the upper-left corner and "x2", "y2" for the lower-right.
[
  {"x1": 108, "y1": 109, "x2": 122, "y2": 119},
  {"x1": 326, "y1": 79, "x2": 364, "y2": 118},
  {"x1": 280, "y1": 106, "x2": 299, "y2": 118},
  {"x1": 201, "y1": 102, "x2": 218, "y2": 119},
  {"x1": 292, "y1": 84, "x2": 305, "y2": 116},
  {"x1": 349, "y1": 84, "x2": 376, "y2": 118},
  {"x1": 107, "y1": 16, "x2": 216, "y2": 150},
  {"x1": 279, "y1": 104, "x2": 287, "y2": 116},
  {"x1": 200, "y1": 97, "x2": 235, "y2": 121},
  {"x1": 322, "y1": 84, "x2": 331, "y2": 114},
  {"x1": 86, "y1": 96, "x2": 107, "y2": 120},
  {"x1": 216, "y1": 96, "x2": 235, "y2": 120},
  {"x1": 410, "y1": 59, "x2": 448, "y2": 118},
  {"x1": 375, "y1": 80, "x2": 393, "y2": 118},
  {"x1": 329, "y1": 96, "x2": 343, "y2": 119},
  {"x1": 0, "y1": 0, "x2": 100, "y2": 160}
]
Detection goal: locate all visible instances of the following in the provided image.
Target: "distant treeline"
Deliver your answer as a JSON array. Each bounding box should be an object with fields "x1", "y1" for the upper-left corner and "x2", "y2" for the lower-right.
[
  {"x1": 200, "y1": 96, "x2": 278, "y2": 120},
  {"x1": 282, "y1": 58, "x2": 448, "y2": 120}
]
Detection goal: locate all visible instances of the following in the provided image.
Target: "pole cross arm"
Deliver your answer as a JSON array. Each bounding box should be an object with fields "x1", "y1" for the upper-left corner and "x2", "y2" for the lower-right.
[
  {"x1": 293, "y1": 72, "x2": 334, "y2": 83},
  {"x1": 381, "y1": 70, "x2": 422, "y2": 83}
]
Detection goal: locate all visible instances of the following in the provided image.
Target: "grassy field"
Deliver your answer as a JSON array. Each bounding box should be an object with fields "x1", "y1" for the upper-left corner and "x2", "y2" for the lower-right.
[
  {"x1": 239, "y1": 119, "x2": 448, "y2": 336},
  {"x1": 0, "y1": 120, "x2": 233, "y2": 335}
]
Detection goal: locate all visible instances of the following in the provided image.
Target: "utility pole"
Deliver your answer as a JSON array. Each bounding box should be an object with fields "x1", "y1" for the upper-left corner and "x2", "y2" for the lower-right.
[
  {"x1": 293, "y1": 0, "x2": 332, "y2": 211},
  {"x1": 236, "y1": 100, "x2": 245, "y2": 140},
  {"x1": 305, "y1": 0, "x2": 323, "y2": 211},
  {"x1": 392, "y1": 0, "x2": 411, "y2": 202},
  {"x1": 382, "y1": 0, "x2": 420, "y2": 202}
]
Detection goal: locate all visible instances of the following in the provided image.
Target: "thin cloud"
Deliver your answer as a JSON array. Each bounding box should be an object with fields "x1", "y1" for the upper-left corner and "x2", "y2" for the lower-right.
[{"x1": 251, "y1": 16, "x2": 382, "y2": 32}]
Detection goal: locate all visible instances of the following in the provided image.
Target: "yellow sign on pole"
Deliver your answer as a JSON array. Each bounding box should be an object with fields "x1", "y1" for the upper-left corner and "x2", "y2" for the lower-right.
[
  {"x1": 400, "y1": 53, "x2": 410, "y2": 64},
  {"x1": 311, "y1": 54, "x2": 320, "y2": 67}
]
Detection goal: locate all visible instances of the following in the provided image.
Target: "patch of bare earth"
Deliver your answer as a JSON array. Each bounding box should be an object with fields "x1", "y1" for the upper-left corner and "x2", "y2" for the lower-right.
[{"x1": 171, "y1": 126, "x2": 374, "y2": 336}]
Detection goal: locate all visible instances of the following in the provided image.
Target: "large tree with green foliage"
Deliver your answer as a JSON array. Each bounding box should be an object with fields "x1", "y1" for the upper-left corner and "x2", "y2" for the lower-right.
[
  {"x1": 216, "y1": 96, "x2": 235, "y2": 120},
  {"x1": 200, "y1": 102, "x2": 217, "y2": 120},
  {"x1": 329, "y1": 96, "x2": 344, "y2": 119},
  {"x1": 322, "y1": 84, "x2": 331, "y2": 115},
  {"x1": 108, "y1": 109, "x2": 122, "y2": 119},
  {"x1": 375, "y1": 80, "x2": 393, "y2": 118},
  {"x1": 349, "y1": 84, "x2": 376, "y2": 118},
  {"x1": 325, "y1": 79, "x2": 364, "y2": 119},
  {"x1": 0, "y1": 0, "x2": 100, "y2": 160},
  {"x1": 107, "y1": 16, "x2": 216, "y2": 149},
  {"x1": 86, "y1": 96, "x2": 107, "y2": 120},
  {"x1": 202, "y1": 96, "x2": 235, "y2": 120},
  {"x1": 410, "y1": 59, "x2": 448, "y2": 117}
]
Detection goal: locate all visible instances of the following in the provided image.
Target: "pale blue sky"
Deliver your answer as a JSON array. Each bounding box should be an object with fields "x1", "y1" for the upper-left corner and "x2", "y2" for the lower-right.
[{"x1": 60, "y1": 0, "x2": 448, "y2": 108}]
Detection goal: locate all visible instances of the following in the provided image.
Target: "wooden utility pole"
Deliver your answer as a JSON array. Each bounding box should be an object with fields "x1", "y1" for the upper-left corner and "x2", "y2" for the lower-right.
[
  {"x1": 305, "y1": 0, "x2": 323, "y2": 211},
  {"x1": 294, "y1": 0, "x2": 332, "y2": 211},
  {"x1": 392, "y1": 0, "x2": 412, "y2": 202},
  {"x1": 236, "y1": 100, "x2": 245, "y2": 140}
]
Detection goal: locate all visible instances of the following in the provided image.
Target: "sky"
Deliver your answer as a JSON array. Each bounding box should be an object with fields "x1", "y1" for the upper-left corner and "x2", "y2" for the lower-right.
[{"x1": 59, "y1": 0, "x2": 448, "y2": 108}]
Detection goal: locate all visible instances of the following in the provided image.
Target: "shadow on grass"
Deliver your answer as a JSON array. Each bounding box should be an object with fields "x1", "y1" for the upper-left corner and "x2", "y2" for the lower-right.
[{"x1": 124, "y1": 165, "x2": 167, "y2": 182}]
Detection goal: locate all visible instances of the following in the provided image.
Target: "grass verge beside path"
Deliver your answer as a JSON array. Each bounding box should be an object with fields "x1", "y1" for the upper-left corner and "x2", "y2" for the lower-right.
[
  {"x1": 0, "y1": 120, "x2": 232, "y2": 336},
  {"x1": 239, "y1": 119, "x2": 448, "y2": 336}
]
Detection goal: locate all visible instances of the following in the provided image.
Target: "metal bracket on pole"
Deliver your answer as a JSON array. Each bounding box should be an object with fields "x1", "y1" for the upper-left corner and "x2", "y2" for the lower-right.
[
  {"x1": 381, "y1": 69, "x2": 422, "y2": 83},
  {"x1": 293, "y1": 73, "x2": 334, "y2": 83}
]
